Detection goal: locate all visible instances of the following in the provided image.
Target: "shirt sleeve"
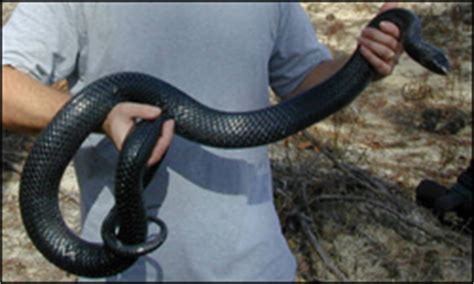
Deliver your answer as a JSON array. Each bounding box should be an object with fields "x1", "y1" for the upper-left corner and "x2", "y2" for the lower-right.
[
  {"x1": 269, "y1": 3, "x2": 333, "y2": 98},
  {"x1": 2, "y1": 3, "x2": 81, "y2": 85}
]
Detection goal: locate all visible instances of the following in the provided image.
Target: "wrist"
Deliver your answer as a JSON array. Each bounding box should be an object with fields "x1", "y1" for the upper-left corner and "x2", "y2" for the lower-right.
[{"x1": 101, "y1": 117, "x2": 113, "y2": 135}]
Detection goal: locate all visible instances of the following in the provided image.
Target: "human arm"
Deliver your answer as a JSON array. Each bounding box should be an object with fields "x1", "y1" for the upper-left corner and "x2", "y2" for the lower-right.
[
  {"x1": 2, "y1": 3, "x2": 173, "y2": 166},
  {"x1": 2, "y1": 65, "x2": 173, "y2": 166},
  {"x1": 287, "y1": 2, "x2": 403, "y2": 98},
  {"x1": 2, "y1": 65, "x2": 70, "y2": 133}
]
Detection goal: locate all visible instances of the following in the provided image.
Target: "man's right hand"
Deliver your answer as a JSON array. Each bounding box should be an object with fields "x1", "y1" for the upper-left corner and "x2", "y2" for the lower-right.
[{"x1": 102, "y1": 102, "x2": 175, "y2": 167}]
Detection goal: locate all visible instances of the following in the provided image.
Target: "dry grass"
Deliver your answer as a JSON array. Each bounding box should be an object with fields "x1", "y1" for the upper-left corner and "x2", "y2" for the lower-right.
[
  {"x1": 2, "y1": 2, "x2": 472, "y2": 282},
  {"x1": 270, "y1": 135, "x2": 471, "y2": 282}
]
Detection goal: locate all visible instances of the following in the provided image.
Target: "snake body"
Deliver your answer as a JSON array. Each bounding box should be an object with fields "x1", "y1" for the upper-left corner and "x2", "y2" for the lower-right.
[{"x1": 19, "y1": 8, "x2": 449, "y2": 277}]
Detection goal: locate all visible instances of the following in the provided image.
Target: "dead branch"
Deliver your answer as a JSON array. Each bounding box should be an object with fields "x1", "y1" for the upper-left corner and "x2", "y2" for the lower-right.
[
  {"x1": 313, "y1": 194, "x2": 466, "y2": 251},
  {"x1": 297, "y1": 212, "x2": 349, "y2": 281},
  {"x1": 2, "y1": 150, "x2": 29, "y2": 159},
  {"x1": 2, "y1": 160, "x2": 22, "y2": 173},
  {"x1": 302, "y1": 130, "x2": 392, "y2": 196}
]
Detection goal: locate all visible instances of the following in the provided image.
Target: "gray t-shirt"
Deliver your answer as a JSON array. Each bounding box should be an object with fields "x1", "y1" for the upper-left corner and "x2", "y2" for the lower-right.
[{"x1": 3, "y1": 3, "x2": 331, "y2": 281}]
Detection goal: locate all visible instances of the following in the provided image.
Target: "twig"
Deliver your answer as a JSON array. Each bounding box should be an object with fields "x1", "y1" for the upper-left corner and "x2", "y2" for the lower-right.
[
  {"x1": 275, "y1": 187, "x2": 293, "y2": 203},
  {"x1": 297, "y1": 212, "x2": 349, "y2": 282},
  {"x1": 59, "y1": 192, "x2": 80, "y2": 206},
  {"x1": 313, "y1": 194, "x2": 465, "y2": 251},
  {"x1": 302, "y1": 130, "x2": 391, "y2": 196},
  {"x1": 439, "y1": 256, "x2": 470, "y2": 265},
  {"x1": 2, "y1": 160, "x2": 22, "y2": 173},
  {"x1": 2, "y1": 150, "x2": 28, "y2": 159},
  {"x1": 296, "y1": 180, "x2": 349, "y2": 281},
  {"x1": 301, "y1": 131, "x2": 469, "y2": 250}
]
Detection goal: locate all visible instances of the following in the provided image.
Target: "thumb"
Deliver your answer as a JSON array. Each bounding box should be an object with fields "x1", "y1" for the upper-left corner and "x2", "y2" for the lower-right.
[
  {"x1": 122, "y1": 103, "x2": 162, "y2": 120},
  {"x1": 379, "y1": 2, "x2": 399, "y2": 13}
]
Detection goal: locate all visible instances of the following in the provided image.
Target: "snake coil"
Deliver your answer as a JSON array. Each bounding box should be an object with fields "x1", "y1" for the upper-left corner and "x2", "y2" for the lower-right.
[{"x1": 19, "y1": 8, "x2": 450, "y2": 277}]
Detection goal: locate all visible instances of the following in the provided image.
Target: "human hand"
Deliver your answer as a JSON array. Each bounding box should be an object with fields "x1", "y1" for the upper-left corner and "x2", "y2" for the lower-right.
[
  {"x1": 102, "y1": 102, "x2": 175, "y2": 167},
  {"x1": 357, "y1": 2, "x2": 404, "y2": 77}
]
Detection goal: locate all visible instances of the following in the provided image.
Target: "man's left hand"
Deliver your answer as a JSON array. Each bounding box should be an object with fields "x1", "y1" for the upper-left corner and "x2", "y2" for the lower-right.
[{"x1": 358, "y1": 2, "x2": 404, "y2": 77}]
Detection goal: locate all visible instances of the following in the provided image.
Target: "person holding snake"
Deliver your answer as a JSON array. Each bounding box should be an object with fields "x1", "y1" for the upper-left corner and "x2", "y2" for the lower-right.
[{"x1": 4, "y1": 2, "x2": 446, "y2": 282}]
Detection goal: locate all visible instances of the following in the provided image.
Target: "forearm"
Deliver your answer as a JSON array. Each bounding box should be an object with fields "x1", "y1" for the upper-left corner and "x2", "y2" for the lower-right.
[
  {"x1": 287, "y1": 56, "x2": 349, "y2": 99},
  {"x1": 2, "y1": 65, "x2": 70, "y2": 134},
  {"x1": 288, "y1": 3, "x2": 404, "y2": 100}
]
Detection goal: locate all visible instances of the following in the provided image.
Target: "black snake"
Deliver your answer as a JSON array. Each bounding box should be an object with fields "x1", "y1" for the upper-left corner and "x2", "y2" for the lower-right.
[{"x1": 19, "y1": 8, "x2": 450, "y2": 277}]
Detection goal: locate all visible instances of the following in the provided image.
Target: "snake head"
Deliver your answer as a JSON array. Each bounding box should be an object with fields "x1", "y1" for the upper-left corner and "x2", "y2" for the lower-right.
[
  {"x1": 405, "y1": 39, "x2": 451, "y2": 76},
  {"x1": 373, "y1": 8, "x2": 451, "y2": 76},
  {"x1": 422, "y1": 45, "x2": 451, "y2": 75}
]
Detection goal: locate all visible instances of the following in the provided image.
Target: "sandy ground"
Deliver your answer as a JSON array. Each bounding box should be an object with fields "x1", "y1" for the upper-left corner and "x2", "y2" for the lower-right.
[
  {"x1": 2, "y1": 2, "x2": 472, "y2": 282},
  {"x1": 303, "y1": 2, "x2": 472, "y2": 190}
]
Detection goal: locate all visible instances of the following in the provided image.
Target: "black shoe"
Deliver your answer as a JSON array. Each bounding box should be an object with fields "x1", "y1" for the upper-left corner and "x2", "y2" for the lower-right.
[
  {"x1": 416, "y1": 179, "x2": 448, "y2": 209},
  {"x1": 432, "y1": 191, "x2": 466, "y2": 216}
]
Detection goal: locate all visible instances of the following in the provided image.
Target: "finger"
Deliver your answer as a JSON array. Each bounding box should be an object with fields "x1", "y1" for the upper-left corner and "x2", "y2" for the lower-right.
[
  {"x1": 379, "y1": 21, "x2": 401, "y2": 40},
  {"x1": 358, "y1": 36, "x2": 396, "y2": 62},
  {"x1": 147, "y1": 120, "x2": 175, "y2": 167},
  {"x1": 115, "y1": 119, "x2": 136, "y2": 151},
  {"x1": 379, "y1": 2, "x2": 398, "y2": 13},
  {"x1": 360, "y1": 45, "x2": 393, "y2": 76},
  {"x1": 361, "y1": 27, "x2": 399, "y2": 51},
  {"x1": 119, "y1": 102, "x2": 162, "y2": 120},
  {"x1": 147, "y1": 120, "x2": 175, "y2": 166}
]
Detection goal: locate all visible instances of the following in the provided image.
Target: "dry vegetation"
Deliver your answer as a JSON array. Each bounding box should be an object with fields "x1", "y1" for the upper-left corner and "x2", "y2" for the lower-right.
[{"x1": 2, "y1": 2, "x2": 472, "y2": 282}]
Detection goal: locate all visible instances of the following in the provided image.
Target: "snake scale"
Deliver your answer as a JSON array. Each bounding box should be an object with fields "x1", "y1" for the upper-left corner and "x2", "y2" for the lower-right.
[{"x1": 19, "y1": 8, "x2": 450, "y2": 277}]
